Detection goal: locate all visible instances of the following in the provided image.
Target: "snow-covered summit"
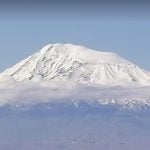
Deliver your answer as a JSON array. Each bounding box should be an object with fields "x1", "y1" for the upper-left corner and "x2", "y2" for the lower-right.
[
  {"x1": 1, "y1": 43, "x2": 150, "y2": 86},
  {"x1": 39, "y1": 43, "x2": 131, "y2": 64}
]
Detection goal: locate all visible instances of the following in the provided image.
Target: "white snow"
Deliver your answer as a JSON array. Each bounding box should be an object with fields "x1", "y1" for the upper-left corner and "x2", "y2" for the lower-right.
[{"x1": 1, "y1": 43, "x2": 150, "y2": 86}]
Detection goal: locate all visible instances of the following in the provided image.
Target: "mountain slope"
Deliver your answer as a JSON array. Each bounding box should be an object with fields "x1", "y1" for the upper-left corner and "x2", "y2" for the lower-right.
[{"x1": 1, "y1": 43, "x2": 150, "y2": 86}]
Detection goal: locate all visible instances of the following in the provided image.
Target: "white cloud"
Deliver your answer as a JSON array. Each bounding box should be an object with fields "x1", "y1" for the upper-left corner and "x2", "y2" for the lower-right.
[{"x1": 0, "y1": 75, "x2": 150, "y2": 108}]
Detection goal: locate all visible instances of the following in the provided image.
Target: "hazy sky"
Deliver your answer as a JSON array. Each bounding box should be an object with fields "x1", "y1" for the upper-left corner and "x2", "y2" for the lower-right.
[{"x1": 0, "y1": 0, "x2": 150, "y2": 71}]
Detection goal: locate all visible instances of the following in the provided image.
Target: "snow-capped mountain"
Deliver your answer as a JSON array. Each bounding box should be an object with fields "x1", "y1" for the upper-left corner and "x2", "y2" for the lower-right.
[
  {"x1": 1, "y1": 44, "x2": 150, "y2": 150},
  {"x1": 1, "y1": 43, "x2": 150, "y2": 86}
]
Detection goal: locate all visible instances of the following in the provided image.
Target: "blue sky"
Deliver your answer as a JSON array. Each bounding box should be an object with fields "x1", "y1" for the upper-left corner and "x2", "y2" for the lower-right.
[{"x1": 0, "y1": 0, "x2": 150, "y2": 71}]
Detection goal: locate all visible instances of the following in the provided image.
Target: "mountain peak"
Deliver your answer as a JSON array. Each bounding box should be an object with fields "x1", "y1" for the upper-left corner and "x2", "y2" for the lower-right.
[{"x1": 1, "y1": 43, "x2": 150, "y2": 86}]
